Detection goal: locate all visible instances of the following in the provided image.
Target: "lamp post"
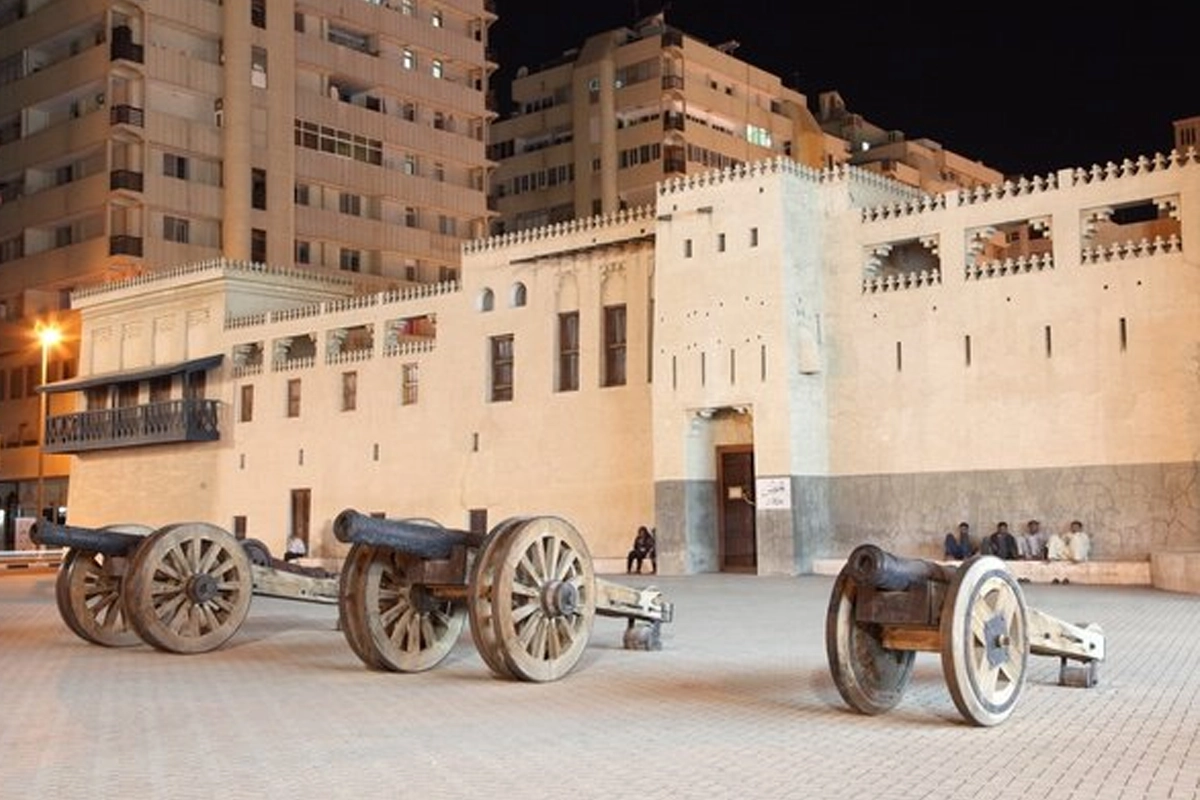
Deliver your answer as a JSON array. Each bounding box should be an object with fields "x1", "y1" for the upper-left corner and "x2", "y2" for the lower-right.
[{"x1": 35, "y1": 322, "x2": 62, "y2": 525}]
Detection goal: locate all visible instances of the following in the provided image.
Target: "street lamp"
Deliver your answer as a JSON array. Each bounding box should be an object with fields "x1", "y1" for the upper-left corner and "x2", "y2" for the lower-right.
[{"x1": 35, "y1": 322, "x2": 62, "y2": 525}]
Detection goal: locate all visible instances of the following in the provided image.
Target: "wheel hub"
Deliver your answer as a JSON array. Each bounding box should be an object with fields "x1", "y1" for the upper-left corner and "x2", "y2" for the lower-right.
[
  {"x1": 186, "y1": 572, "x2": 219, "y2": 604},
  {"x1": 540, "y1": 580, "x2": 578, "y2": 618},
  {"x1": 983, "y1": 613, "x2": 1010, "y2": 667}
]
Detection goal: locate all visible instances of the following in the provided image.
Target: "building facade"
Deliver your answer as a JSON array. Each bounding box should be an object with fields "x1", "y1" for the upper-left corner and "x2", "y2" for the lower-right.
[
  {"x1": 0, "y1": 0, "x2": 497, "y2": 532},
  {"x1": 49, "y1": 142, "x2": 1200, "y2": 573}
]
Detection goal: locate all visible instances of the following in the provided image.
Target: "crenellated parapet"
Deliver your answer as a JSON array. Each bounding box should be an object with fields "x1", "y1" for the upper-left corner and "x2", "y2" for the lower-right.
[
  {"x1": 462, "y1": 206, "x2": 657, "y2": 255},
  {"x1": 1068, "y1": 148, "x2": 1200, "y2": 186},
  {"x1": 224, "y1": 280, "x2": 458, "y2": 330},
  {"x1": 73, "y1": 258, "x2": 358, "y2": 302}
]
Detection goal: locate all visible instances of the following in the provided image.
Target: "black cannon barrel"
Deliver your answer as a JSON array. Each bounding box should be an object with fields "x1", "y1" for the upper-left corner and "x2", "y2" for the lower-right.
[
  {"x1": 333, "y1": 509, "x2": 485, "y2": 559},
  {"x1": 31, "y1": 521, "x2": 146, "y2": 557},
  {"x1": 846, "y1": 543, "x2": 955, "y2": 591}
]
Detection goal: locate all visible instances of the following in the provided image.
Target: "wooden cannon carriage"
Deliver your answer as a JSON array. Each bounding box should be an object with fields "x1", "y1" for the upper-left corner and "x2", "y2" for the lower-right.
[
  {"x1": 30, "y1": 512, "x2": 672, "y2": 683},
  {"x1": 826, "y1": 544, "x2": 1106, "y2": 726},
  {"x1": 31, "y1": 520, "x2": 337, "y2": 653},
  {"x1": 333, "y1": 510, "x2": 672, "y2": 682}
]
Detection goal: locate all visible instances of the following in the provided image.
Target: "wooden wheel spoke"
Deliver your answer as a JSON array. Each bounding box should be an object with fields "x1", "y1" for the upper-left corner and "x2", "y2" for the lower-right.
[
  {"x1": 197, "y1": 540, "x2": 221, "y2": 573},
  {"x1": 510, "y1": 600, "x2": 538, "y2": 624},
  {"x1": 510, "y1": 579, "x2": 539, "y2": 599}
]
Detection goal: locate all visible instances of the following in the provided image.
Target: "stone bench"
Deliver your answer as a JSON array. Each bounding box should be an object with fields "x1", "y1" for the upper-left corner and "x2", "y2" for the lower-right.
[
  {"x1": 1150, "y1": 551, "x2": 1200, "y2": 595},
  {"x1": 812, "y1": 556, "x2": 1151, "y2": 586}
]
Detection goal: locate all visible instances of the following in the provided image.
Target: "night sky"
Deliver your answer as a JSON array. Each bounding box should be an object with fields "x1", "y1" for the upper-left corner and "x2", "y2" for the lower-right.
[{"x1": 489, "y1": 1, "x2": 1193, "y2": 178}]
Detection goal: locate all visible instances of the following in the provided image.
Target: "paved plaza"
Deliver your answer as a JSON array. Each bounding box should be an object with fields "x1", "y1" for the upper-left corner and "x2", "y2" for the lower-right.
[{"x1": 1, "y1": 567, "x2": 1198, "y2": 800}]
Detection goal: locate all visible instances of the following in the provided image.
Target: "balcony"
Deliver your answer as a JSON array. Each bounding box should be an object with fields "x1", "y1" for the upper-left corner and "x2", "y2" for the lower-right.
[
  {"x1": 109, "y1": 169, "x2": 143, "y2": 191},
  {"x1": 110, "y1": 26, "x2": 144, "y2": 64},
  {"x1": 110, "y1": 104, "x2": 144, "y2": 127},
  {"x1": 44, "y1": 398, "x2": 221, "y2": 453},
  {"x1": 663, "y1": 111, "x2": 685, "y2": 132},
  {"x1": 109, "y1": 234, "x2": 143, "y2": 255},
  {"x1": 662, "y1": 74, "x2": 684, "y2": 91}
]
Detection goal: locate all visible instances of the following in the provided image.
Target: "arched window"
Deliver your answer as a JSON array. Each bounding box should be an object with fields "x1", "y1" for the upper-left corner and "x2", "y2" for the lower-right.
[
  {"x1": 510, "y1": 282, "x2": 527, "y2": 307},
  {"x1": 478, "y1": 287, "x2": 494, "y2": 312}
]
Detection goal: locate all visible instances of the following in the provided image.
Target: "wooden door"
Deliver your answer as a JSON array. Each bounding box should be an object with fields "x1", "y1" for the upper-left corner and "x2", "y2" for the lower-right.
[
  {"x1": 718, "y1": 447, "x2": 756, "y2": 572},
  {"x1": 290, "y1": 488, "x2": 311, "y2": 547}
]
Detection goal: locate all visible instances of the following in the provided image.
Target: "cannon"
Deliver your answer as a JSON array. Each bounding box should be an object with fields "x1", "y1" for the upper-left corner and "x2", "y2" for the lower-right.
[
  {"x1": 32, "y1": 520, "x2": 337, "y2": 654},
  {"x1": 333, "y1": 510, "x2": 673, "y2": 682},
  {"x1": 826, "y1": 544, "x2": 1105, "y2": 726}
]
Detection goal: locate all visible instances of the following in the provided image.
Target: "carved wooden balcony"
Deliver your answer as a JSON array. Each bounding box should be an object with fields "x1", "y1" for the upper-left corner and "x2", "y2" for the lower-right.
[{"x1": 43, "y1": 399, "x2": 220, "y2": 453}]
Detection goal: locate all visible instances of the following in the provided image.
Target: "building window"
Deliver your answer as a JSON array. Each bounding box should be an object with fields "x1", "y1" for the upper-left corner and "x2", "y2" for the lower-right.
[
  {"x1": 490, "y1": 335, "x2": 514, "y2": 402},
  {"x1": 431, "y1": 59, "x2": 444, "y2": 79},
  {"x1": 433, "y1": 111, "x2": 445, "y2": 130},
  {"x1": 400, "y1": 0, "x2": 415, "y2": 16},
  {"x1": 684, "y1": 238, "x2": 692, "y2": 258},
  {"x1": 294, "y1": 240, "x2": 310, "y2": 264},
  {"x1": 433, "y1": 162, "x2": 445, "y2": 182},
  {"x1": 294, "y1": 11, "x2": 305, "y2": 32},
  {"x1": 286, "y1": 378, "x2": 301, "y2": 417},
  {"x1": 240, "y1": 384, "x2": 254, "y2": 422},
  {"x1": 252, "y1": 168, "x2": 267, "y2": 210},
  {"x1": 163, "y1": 215, "x2": 190, "y2": 243},
  {"x1": 603, "y1": 304, "x2": 627, "y2": 387},
  {"x1": 401, "y1": 362, "x2": 419, "y2": 405},
  {"x1": 150, "y1": 376, "x2": 171, "y2": 403},
  {"x1": 163, "y1": 153, "x2": 189, "y2": 179},
  {"x1": 401, "y1": 102, "x2": 417, "y2": 122},
  {"x1": 341, "y1": 371, "x2": 357, "y2": 411},
  {"x1": 251, "y1": 0, "x2": 266, "y2": 28},
  {"x1": 479, "y1": 288, "x2": 494, "y2": 312},
  {"x1": 403, "y1": 155, "x2": 417, "y2": 175},
  {"x1": 718, "y1": 232, "x2": 726, "y2": 252},
  {"x1": 558, "y1": 312, "x2": 579, "y2": 392},
  {"x1": 251, "y1": 228, "x2": 266, "y2": 263},
  {"x1": 405, "y1": 206, "x2": 419, "y2": 227},
  {"x1": 339, "y1": 192, "x2": 362, "y2": 216},
  {"x1": 438, "y1": 215, "x2": 455, "y2": 235},
  {"x1": 340, "y1": 248, "x2": 361, "y2": 272},
  {"x1": 402, "y1": 49, "x2": 415, "y2": 70},
  {"x1": 233, "y1": 515, "x2": 247, "y2": 537},
  {"x1": 251, "y1": 46, "x2": 268, "y2": 88},
  {"x1": 294, "y1": 182, "x2": 310, "y2": 206},
  {"x1": 431, "y1": 9, "x2": 443, "y2": 27},
  {"x1": 750, "y1": 227, "x2": 759, "y2": 247}
]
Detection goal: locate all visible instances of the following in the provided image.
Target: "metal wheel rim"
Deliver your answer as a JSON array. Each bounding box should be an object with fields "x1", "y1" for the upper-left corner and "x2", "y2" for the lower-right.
[
  {"x1": 940, "y1": 555, "x2": 1028, "y2": 726},
  {"x1": 467, "y1": 517, "x2": 527, "y2": 679},
  {"x1": 350, "y1": 547, "x2": 465, "y2": 672},
  {"x1": 492, "y1": 516, "x2": 596, "y2": 682},
  {"x1": 824, "y1": 570, "x2": 916, "y2": 715},
  {"x1": 123, "y1": 523, "x2": 253, "y2": 654}
]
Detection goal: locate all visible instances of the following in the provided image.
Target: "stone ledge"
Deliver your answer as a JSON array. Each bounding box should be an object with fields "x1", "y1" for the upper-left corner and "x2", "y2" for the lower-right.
[
  {"x1": 812, "y1": 557, "x2": 1151, "y2": 586},
  {"x1": 1150, "y1": 551, "x2": 1200, "y2": 595}
]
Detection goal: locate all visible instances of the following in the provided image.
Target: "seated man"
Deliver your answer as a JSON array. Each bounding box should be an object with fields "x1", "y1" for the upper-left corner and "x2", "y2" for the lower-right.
[
  {"x1": 988, "y1": 521, "x2": 1020, "y2": 560},
  {"x1": 943, "y1": 522, "x2": 974, "y2": 560},
  {"x1": 626, "y1": 526, "x2": 656, "y2": 574},
  {"x1": 1017, "y1": 519, "x2": 1047, "y2": 560},
  {"x1": 1046, "y1": 526, "x2": 1070, "y2": 561},
  {"x1": 1065, "y1": 519, "x2": 1090, "y2": 562}
]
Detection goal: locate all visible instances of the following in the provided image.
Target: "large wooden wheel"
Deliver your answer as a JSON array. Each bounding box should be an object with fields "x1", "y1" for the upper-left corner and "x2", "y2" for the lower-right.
[
  {"x1": 825, "y1": 569, "x2": 916, "y2": 714},
  {"x1": 940, "y1": 555, "x2": 1029, "y2": 726},
  {"x1": 339, "y1": 538, "x2": 466, "y2": 672},
  {"x1": 123, "y1": 523, "x2": 253, "y2": 654},
  {"x1": 467, "y1": 517, "x2": 527, "y2": 679},
  {"x1": 55, "y1": 524, "x2": 153, "y2": 648},
  {"x1": 338, "y1": 542, "x2": 387, "y2": 670},
  {"x1": 490, "y1": 516, "x2": 596, "y2": 682}
]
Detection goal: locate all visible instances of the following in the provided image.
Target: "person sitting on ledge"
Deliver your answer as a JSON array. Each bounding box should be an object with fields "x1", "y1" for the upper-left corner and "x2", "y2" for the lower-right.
[
  {"x1": 1065, "y1": 519, "x2": 1091, "y2": 562},
  {"x1": 1018, "y1": 519, "x2": 1047, "y2": 560},
  {"x1": 626, "y1": 525, "x2": 656, "y2": 574},
  {"x1": 987, "y1": 521, "x2": 1020, "y2": 560},
  {"x1": 943, "y1": 522, "x2": 974, "y2": 560}
]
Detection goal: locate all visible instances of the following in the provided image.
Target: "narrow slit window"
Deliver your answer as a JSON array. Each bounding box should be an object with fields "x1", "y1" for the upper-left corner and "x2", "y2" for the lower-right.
[
  {"x1": 1119, "y1": 317, "x2": 1127, "y2": 352},
  {"x1": 1045, "y1": 325, "x2": 1053, "y2": 357},
  {"x1": 965, "y1": 335, "x2": 972, "y2": 367},
  {"x1": 895, "y1": 341, "x2": 903, "y2": 372}
]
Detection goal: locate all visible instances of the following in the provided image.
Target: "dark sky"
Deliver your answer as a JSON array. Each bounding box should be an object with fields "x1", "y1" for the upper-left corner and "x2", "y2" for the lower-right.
[{"x1": 489, "y1": 1, "x2": 1193, "y2": 178}]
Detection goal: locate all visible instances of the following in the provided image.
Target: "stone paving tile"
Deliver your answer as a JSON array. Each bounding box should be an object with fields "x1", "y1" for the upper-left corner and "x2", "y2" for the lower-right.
[{"x1": 1, "y1": 572, "x2": 1198, "y2": 800}]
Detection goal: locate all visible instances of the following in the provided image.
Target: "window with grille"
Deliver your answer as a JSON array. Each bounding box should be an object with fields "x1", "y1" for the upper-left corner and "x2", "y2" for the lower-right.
[
  {"x1": 490, "y1": 335, "x2": 514, "y2": 402},
  {"x1": 603, "y1": 304, "x2": 627, "y2": 387},
  {"x1": 558, "y1": 312, "x2": 579, "y2": 392}
]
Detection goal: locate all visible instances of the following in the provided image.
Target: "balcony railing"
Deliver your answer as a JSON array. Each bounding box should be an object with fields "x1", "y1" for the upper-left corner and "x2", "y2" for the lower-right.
[
  {"x1": 110, "y1": 104, "x2": 144, "y2": 127},
  {"x1": 110, "y1": 26, "x2": 144, "y2": 64},
  {"x1": 44, "y1": 399, "x2": 221, "y2": 453},
  {"x1": 109, "y1": 169, "x2": 143, "y2": 191},
  {"x1": 663, "y1": 112, "x2": 685, "y2": 132},
  {"x1": 662, "y1": 74, "x2": 684, "y2": 91},
  {"x1": 109, "y1": 234, "x2": 143, "y2": 255}
]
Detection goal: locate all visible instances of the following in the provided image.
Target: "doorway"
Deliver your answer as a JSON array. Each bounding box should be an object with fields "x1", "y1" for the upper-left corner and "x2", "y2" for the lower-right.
[
  {"x1": 718, "y1": 446, "x2": 756, "y2": 572},
  {"x1": 290, "y1": 488, "x2": 311, "y2": 549}
]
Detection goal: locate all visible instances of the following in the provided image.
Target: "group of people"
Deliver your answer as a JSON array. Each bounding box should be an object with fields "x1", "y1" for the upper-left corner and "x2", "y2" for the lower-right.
[{"x1": 943, "y1": 519, "x2": 1090, "y2": 562}]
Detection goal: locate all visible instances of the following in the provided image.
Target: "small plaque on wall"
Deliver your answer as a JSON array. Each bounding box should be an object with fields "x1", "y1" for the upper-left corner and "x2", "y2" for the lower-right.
[{"x1": 756, "y1": 477, "x2": 791, "y2": 510}]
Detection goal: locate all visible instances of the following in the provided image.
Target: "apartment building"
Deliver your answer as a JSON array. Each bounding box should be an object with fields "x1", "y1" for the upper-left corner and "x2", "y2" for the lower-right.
[
  {"x1": 486, "y1": 14, "x2": 1002, "y2": 235},
  {"x1": 0, "y1": 0, "x2": 496, "y2": 540},
  {"x1": 487, "y1": 13, "x2": 827, "y2": 234}
]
